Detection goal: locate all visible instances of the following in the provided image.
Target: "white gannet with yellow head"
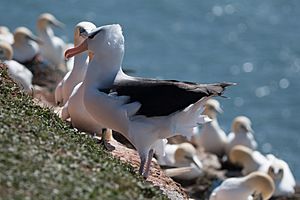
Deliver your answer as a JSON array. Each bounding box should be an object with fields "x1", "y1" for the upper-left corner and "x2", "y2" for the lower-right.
[
  {"x1": 0, "y1": 26, "x2": 14, "y2": 44},
  {"x1": 226, "y1": 116, "x2": 257, "y2": 155},
  {"x1": 266, "y1": 154, "x2": 296, "y2": 197},
  {"x1": 209, "y1": 171, "x2": 275, "y2": 200},
  {"x1": 36, "y1": 13, "x2": 65, "y2": 67},
  {"x1": 229, "y1": 145, "x2": 271, "y2": 175},
  {"x1": 156, "y1": 142, "x2": 203, "y2": 180},
  {"x1": 192, "y1": 99, "x2": 227, "y2": 157},
  {"x1": 55, "y1": 21, "x2": 96, "y2": 106},
  {"x1": 12, "y1": 27, "x2": 41, "y2": 64},
  {"x1": 0, "y1": 41, "x2": 33, "y2": 93}
]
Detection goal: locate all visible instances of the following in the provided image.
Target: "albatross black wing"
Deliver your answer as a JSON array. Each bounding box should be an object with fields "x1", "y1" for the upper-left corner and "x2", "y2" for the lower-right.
[{"x1": 108, "y1": 77, "x2": 234, "y2": 117}]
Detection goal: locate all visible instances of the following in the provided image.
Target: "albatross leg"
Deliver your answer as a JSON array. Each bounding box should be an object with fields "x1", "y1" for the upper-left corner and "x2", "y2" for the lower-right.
[
  {"x1": 99, "y1": 128, "x2": 115, "y2": 151},
  {"x1": 139, "y1": 154, "x2": 146, "y2": 176},
  {"x1": 143, "y1": 149, "x2": 154, "y2": 178}
]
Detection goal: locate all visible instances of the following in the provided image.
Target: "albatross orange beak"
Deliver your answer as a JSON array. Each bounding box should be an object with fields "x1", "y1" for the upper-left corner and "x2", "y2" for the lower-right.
[{"x1": 65, "y1": 39, "x2": 88, "y2": 59}]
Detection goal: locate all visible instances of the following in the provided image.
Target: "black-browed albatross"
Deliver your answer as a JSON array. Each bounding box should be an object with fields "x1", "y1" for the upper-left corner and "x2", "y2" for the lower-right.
[{"x1": 65, "y1": 24, "x2": 235, "y2": 178}]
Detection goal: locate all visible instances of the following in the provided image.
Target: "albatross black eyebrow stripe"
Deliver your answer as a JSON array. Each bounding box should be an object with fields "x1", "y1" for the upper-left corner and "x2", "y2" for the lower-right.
[{"x1": 88, "y1": 28, "x2": 102, "y2": 39}]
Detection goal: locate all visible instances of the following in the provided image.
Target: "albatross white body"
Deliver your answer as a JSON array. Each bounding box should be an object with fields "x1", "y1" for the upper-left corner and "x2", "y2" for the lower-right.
[
  {"x1": 65, "y1": 24, "x2": 233, "y2": 178},
  {"x1": 55, "y1": 22, "x2": 96, "y2": 106}
]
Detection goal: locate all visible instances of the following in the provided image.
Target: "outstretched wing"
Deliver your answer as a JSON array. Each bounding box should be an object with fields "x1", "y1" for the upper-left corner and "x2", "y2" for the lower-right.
[{"x1": 104, "y1": 77, "x2": 233, "y2": 117}]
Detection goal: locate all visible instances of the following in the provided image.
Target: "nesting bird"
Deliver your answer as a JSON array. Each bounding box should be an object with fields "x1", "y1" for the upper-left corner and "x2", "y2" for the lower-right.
[
  {"x1": 226, "y1": 116, "x2": 257, "y2": 155},
  {"x1": 65, "y1": 24, "x2": 234, "y2": 178},
  {"x1": 0, "y1": 26, "x2": 14, "y2": 44},
  {"x1": 229, "y1": 145, "x2": 271, "y2": 175},
  {"x1": 0, "y1": 40, "x2": 33, "y2": 93},
  {"x1": 156, "y1": 142, "x2": 203, "y2": 180},
  {"x1": 12, "y1": 27, "x2": 41, "y2": 65},
  {"x1": 59, "y1": 22, "x2": 115, "y2": 151},
  {"x1": 266, "y1": 154, "x2": 296, "y2": 197},
  {"x1": 36, "y1": 13, "x2": 66, "y2": 68},
  {"x1": 209, "y1": 171, "x2": 275, "y2": 200},
  {"x1": 192, "y1": 99, "x2": 227, "y2": 157},
  {"x1": 55, "y1": 21, "x2": 96, "y2": 106}
]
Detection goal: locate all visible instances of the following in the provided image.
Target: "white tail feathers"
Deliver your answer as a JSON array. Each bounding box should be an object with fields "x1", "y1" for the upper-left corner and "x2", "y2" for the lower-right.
[
  {"x1": 171, "y1": 97, "x2": 211, "y2": 139},
  {"x1": 164, "y1": 167, "x2": 193, "y2": 177}
]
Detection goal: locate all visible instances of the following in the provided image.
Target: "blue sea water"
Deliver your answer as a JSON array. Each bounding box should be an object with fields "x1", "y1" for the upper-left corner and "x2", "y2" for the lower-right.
[{"x1": 1, "y1": 0, "x2": 299, "y2": 181}]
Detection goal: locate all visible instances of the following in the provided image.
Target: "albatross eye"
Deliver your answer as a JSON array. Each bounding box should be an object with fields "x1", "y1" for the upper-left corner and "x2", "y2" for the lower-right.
[{"x1": 88, "y1": 28, "x2": 103, "y2": 39}]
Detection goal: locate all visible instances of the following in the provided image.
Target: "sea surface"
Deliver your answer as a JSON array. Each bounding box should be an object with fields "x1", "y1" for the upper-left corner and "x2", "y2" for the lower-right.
[{"x1": 1, "y1": 0, "x2": 299, "y2": 181}]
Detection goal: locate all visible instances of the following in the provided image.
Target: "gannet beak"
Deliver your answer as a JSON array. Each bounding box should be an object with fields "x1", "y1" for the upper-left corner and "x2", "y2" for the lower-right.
[
  {"x1": 215, "y1": 106, "x2": 223, "y2": 114},
  {"x1": 51, "y1": 19, "x2": 65, "y2": 28},
  {"x1": 28, "y1": 34, "x2": 43, "y2": 44},
  {"x1": 191, "y1": 155, "x2": 203, "y2": 170},
  {"x1": 65, "y1": 39, "x2": 88, "y2": 59},
  {"x1": 186, "y1": 155, "x2": 203, "y2": 170}
]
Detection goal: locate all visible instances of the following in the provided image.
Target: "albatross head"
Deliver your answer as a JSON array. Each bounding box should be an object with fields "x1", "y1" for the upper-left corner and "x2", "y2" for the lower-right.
[
  {"x1": 0, "y1": 41, "x2": 13, "y2": 60},
  {"x1": 65, "y1": 24, "x2": 124, "y2": 61},
  {"x1": 73, "y1": 21, "x2": 96, "y2": 46}
]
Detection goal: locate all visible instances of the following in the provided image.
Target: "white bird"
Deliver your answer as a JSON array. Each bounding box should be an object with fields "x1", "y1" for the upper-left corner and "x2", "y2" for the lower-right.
[
  {"x1": 0, "y1": 41, "x2": 33, "y2": 93},
  {"x1": 156, "y1": 142, "x2": 203, "y2": 180},
  {"x1": 226, "y1": 116, "x2": 257, "y2": 155},
  {"x1": 209, "y1": 171, "x2": 275, "y2": 200},
  {"x1": 229, "y1": 145, "x2": 271, "y2": 175},
  {"x1": 0, "y1": 26, "x2": 14, "y2": 44},
  {"x1": 12, "y1": 27, "x2": 41, "y2": 65},
  {"x1": 55, "y1": 21, "x2": 96, "y2": 106},
  {"x1": 65, "y1": 24, "x2": 233, "y2": 178},
  {"x1": 266, "y1": 154, "x2": 296, "y2": 197},
  {"x1": 192, "y1": 99, "x2": 227, "y2": 157},
  {"x1": 36, "y1": 13, "x2": 66, "y2": 68}
]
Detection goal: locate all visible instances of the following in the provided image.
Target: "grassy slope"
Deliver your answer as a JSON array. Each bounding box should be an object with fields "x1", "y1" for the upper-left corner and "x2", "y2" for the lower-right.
[{"x1": 0, "y1": 65, "x2": 168, "y2": 200}]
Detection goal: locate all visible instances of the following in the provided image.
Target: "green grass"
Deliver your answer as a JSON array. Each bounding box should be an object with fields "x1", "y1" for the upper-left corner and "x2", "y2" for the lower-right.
[{"x1": 0, "y1": 64, "x2": 168, "y2": 200}]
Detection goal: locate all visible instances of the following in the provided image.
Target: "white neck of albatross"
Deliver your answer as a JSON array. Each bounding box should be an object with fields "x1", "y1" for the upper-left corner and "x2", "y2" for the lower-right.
[
  {"x1": 69, "y1": 51, "x2": 89, "y2": 77},
  {"x1": 83, "y1": 53, "x2": 123, "y2": 89}
]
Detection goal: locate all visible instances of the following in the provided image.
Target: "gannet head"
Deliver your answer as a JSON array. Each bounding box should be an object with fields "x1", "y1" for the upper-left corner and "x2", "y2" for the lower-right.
[
  {"x1": 174, "y1": 143, "x2": 203, "y2": 169},
  {"x1": 246, "y1": 172, "x2": 275, "y2": 200},
  {"x1": 203, "y1": 98, "x2": 223, "y2": 119},
  {"x1": 73, "y1": 21, "x2": 96, "y2": 46},
  {"x1": 0, "y1": 26, "x2": 11, "y2": 35},
  {"x1": 37, "y1": 13, "x2": 64, "y2": 30},
  {"x1": 0, "y1": 41, "x2": 13, "y2": 60},
  {"x1": 65, "y1": 24, "x2": 124, "y2": 61},
  {"x1": 232, "y1": 116, "x2": 253, "y2": 134},
  {"x1": 229, "y1": 145, "x2": 254, "y2": 166},
  {"x1": 13, "y1": 27, "x2": 42, "y2": 45}
]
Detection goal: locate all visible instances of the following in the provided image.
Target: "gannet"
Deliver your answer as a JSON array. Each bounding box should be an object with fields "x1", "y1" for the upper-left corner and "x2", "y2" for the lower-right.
[
  {"x1": 156, "y1": 142, "x2": 203, "y2": 180},
  {"x1": 55, "y1": 21, "x2": 96, "y2": 106},
  {"x1": 12, "y1": 27, "x2": 41, "y2": 64},
  {"x1": 0, "y1": 41, "x2": 33, "y2": 93},
  {"x1": 229, "y1": 145, "x2": 271, "y2": 175},
  {"x1": 192, "y1": 99, "x2": 227, "y2": 157},
  {"x1": 36, "y1": 13, "x2": 66, "y2": 68},
  {"x1": 266, "y1": 154, "x2": 296, "y2": 197},
  {"x1": 0, "y1": 26, "x2": 14, "y2": 44},
  {"x1": 209, "y1": 171, "x2": 275, "y2": 200},
  {"x1": 65, "y1": 24, "x2": 234, "y2": 178},
  {"x1": 226, "y1": 116, "x2": 257, "y2": 155}
]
